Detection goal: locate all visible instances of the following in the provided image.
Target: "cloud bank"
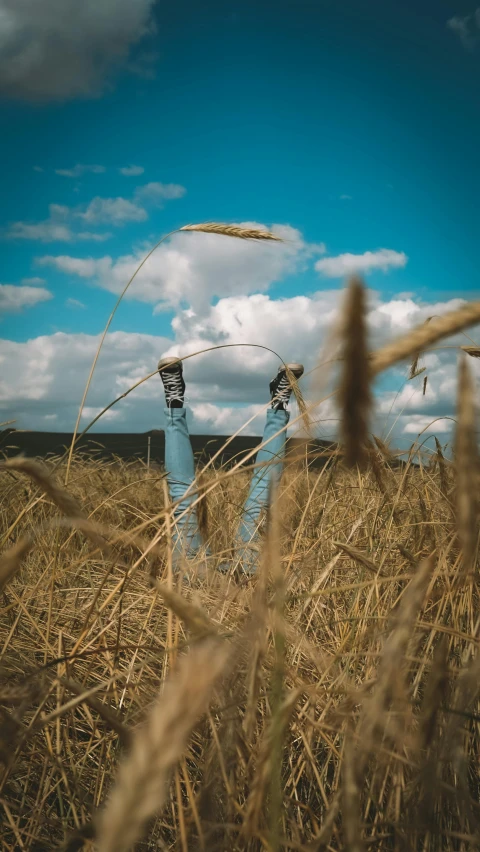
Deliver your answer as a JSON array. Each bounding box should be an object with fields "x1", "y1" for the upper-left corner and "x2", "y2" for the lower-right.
[
  {"x1": 315, "y1": 249, "x2": 407, "y2": 278},
  {"x1": 5, "y1": 181, "x2": 186, "y2": 243},
  {"x1": 0, "y1": 0, "x2": 157, "y2": 101},
  {"x1": 447, "y1": 9, "x2": 480, "y2": 50},
  {"x1": 0, "y1": 281, "x2": 52, "y2": 313},
  {"x1": 2, "y1": 216, "x2": 475, "y2": 448},
  {"x1": 1, "y1": 290, "x2": 476, "y2": 450},
  {"x1": 38, "y1": 223, "x2": 326, "y2": 311}
]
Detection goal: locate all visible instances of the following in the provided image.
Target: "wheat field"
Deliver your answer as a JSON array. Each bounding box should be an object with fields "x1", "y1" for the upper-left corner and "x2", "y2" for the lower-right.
[{"x1": 0, "y1": 279, "x2": 479, "y2": 851}]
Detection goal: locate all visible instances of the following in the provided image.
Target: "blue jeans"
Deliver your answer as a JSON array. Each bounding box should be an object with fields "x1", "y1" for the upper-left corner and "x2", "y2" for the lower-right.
[{"x1": 164, "y1": 406, "x2": 289, "y2": 574}]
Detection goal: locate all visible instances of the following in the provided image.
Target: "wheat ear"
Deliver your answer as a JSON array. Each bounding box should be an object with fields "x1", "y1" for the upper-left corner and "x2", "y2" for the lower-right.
[
  {"x1": 339, "y1": 276, "x2": 372, "y2": 468},
  {"x1": 454, "y1": 356, "x2": 479, "y2": 579},
  {"x1": 461, "y1": 345, "x2": 480, "y2": 358},
  {"x1": 179, "y1": 222, "x2": 282, "y2": 241},
  {"x1": 371, "y1": 301, "x2": 480, "y2": 376}
]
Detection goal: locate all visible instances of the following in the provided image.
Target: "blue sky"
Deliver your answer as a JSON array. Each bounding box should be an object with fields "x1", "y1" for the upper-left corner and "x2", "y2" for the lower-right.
[{"x1": 1, "y1": 0, "x2": 479, "y2": 442}]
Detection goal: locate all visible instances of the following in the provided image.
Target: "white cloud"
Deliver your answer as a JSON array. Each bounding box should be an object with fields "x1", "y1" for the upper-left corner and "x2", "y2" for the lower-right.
[
  {"x1": 33, "y1": 166, "x2": 44, "y2": 173},
  {"x1": 6, "y1": 179, "x2": 183, "y2": 243},
  {"x1": 7, "y1": 220, "x2": 111, "y2": 244},
  {"x1": 119, "y1": 165, "x2": 145, "y2": 177},
  {"x1": 191, "y1": 402, "x2": 265, "y2": 435},
  {"x1": 38, "y1": 255, "x2": 110, "y2": 278},
  {"x1": 55, "y1": 164, "x2": 106, "y2": 178},
  {"x1": 127, "y1": 48, "x2": 159, "y2": 79},
  {"x1": 0, "y1": 283, "x2": 53, "y2": 313},
  {"x1": 4, "y1": 214, "x2": 477, "y2": 445},
  {"x1": 66, "y1": 297, "x2": 86, "y2": 309},
  {"x1": 77, "y1": 231, "x2": 112, "y2": 242},
  {"x1": 340, "y1": 194, "x2": 352, "y2": 201},
  {"x1": 369, "y1": 296, "x2": 465, "y2": 332},
  {"x1": 315, "y1": 248, "x2": 407, "y2": 278},
  {"x1": 6, "y1": 203, "x2": 71, "y2": 242},
  {"x1": 134, "y1": 182, "x2": 186, "y2": 205},
  {"x1": 81, "y1": 406, "x2": 119, "y2": 421},
  {"x1": 74, "y1": 182, "x2": 185, "y2": 223},
  {"x1": 38, "y1": 222, "x2": 323, "y2": 312},
  {"x1": 21, "y1": 276, "x2": 46, "y2": 286},
  {"x1": 0, "y1": 330, "x2": 171, "y2": 430},
  {"x1": 77, "y1": 196, "x2": 148, "y2": 225},
  {"x1": 0, "y1": 0, "x2": 157, "y2": 101},
  {"x1": 447, "y1": 10, "x2": 480, "y2": 49},
  {"x1": 6, "y1": 204, "x2": 74, "y2": 243},
  {"x1": 156, "y1": 291, "x2": 479, "y2": 444},
  {"x1": 8, "y1": 219, "x2": 74, "y2": 243},
  {"x1": 1, "y1": 291, "x2": 479, "y2": 445},
  {"x1": 5, "y1": 202, "x2": 113, "y2": 243},
  {"x1": 402, "y1": 415, "x2": 452, "y2": 435}
]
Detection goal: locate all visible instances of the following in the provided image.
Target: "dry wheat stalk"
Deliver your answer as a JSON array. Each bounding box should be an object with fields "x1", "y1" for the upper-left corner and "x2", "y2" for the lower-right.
[
  {"x1": 2, "y1": 355, "x2": 480, "y2": 851},
  {"x1": 151, "y1": 579, "x2": 218, "y2": 639},
  {"x1": 342, "y1": 730, "x2": 365, "y2": 852},
  {"x1": 368, "y1": 443, "x2": 389, "y2": 496},
  {"x1": 461, "y1": 346, "x2": 480, "y2": 358},
  {"x1": 338, "y1": 276, "x2": 372, "y2": 468},
  {"x1": 356, "y1": 556, "x2": 435, "y2": 760},
  {"x1": 59, "y1": 677, "x2": 130, "y2": 746},
  {"x1": 285, "y1": 365, "x2": 312, "y2": 434},
  {"x1": 306, "y1": 791, "x2": 341, "y2": 850},
  {"x1": 243, "y1": 689, "x2": 300, "y2": 836},
  {"x1": 373, "y1": 435, "x2": 393, "y2": 460},
  {"x1": 333, "y1": 540, "x2": 384, "y2": 576},
  {"x1": 408, "y1": 317, "x2": 432, "y2": 380},
  {"x1": 179, "y1": 223, "x2": 282, "y2": 241},
  {"x1": 447, "y1": 649, "x2": 480, "y2": 746},
  {"x1": 0, "y1": 537, "x2": 32, "y2": 593},
  {"x1": 196, "y1": 470, "x2": 210, "y2": 544},
  {"x1": 0, "y1": 681, "x2": 41, "y2": 705},
  {"x1": 453, "y1": 356, "x2": 479, "y2": 579},
  {"x1": 95, "y1": 637, "x2": 230, "y2": 852},
  {"x1": 371, "y1": 301, "x2": 480, "y2": 376},
  {"x1": 443, "y1": 649, "x2": 480, "y2": 830},
  {"x1": 66, "y1": 221, "x2": 283, "y2": 483},
  {"x1": 0, "y1": 461, "x2": 115, "y2": 566},
  {"x1": 408, "y1": 354, "x2": 420, "y2": 379},
  {"x1": 434, "y1": 437, "x2": 450, "y2": 502},
  {"x1": 418, "y1": 636, "x2": 449, "y2": 750},
  {"x1": 409, "y1": 366, "x2": 426, "y2": 380},
  {"x1": 1, "y1": 457, "x2": 84, "y2": 519},
  {"x1": 396, "y1": 543, "x2": 417, "y2": 566}
]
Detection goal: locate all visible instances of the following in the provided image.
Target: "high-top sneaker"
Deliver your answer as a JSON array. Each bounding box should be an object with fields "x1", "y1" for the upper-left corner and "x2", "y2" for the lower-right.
[
  {"x1": 157, "y1": 357, "x2": 185, "y2": 408},
  {"x1": 269, "y1": 363, "x2": 304, "y2": 410}
]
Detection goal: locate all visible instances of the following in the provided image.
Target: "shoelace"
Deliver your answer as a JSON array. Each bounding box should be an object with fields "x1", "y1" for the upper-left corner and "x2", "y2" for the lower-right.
[
  {"x1": 163, "y1": 371, "x2": 184, "y2": 402},
  {"x1": 273, "y1": 374, "x2": 292, "y2": 405}
]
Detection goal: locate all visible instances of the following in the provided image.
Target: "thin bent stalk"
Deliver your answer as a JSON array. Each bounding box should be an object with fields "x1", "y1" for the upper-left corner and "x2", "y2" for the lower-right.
[
  {"x1": 65, "y1": 224, "x2": 283, "y2": 484},
  {"x1": 65, "y1": 228, "x2": 178, "y2": 484}
]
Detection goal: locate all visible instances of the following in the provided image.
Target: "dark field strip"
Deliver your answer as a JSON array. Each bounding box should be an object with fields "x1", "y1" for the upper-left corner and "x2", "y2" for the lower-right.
[{"x1": 0, "y1": 428, "x2": 338, "y2": 468}]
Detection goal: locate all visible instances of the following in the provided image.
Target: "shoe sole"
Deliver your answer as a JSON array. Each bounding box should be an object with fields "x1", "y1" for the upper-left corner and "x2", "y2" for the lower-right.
[
  {"x1": 278, "y1": 363, "x2": 304, "y2": 380},
  {"x1": 157, "y1": 356, "x2": 183, "y2": 374}
]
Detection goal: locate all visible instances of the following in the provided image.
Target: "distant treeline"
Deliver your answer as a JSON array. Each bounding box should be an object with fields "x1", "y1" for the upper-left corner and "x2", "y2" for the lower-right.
[{"x1": 0, "y1": 429, "x2": 337, "y2": 469}]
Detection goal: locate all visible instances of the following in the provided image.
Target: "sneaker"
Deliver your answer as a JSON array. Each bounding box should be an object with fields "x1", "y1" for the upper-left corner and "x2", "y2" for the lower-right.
[
  {"x1": 158, "y1": 357, "x2": 185, "y2": 408},
  {"x1": 269, "y1": 363, "x2": 304, "y2": 410}
]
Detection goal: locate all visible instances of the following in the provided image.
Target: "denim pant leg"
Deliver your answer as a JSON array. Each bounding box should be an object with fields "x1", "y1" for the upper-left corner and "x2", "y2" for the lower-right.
[
  {"x1": 164, "y1": 407, "x2": 203, "y2": 560},
  {"x1": 237, "y1": 407, "x2": 289, "y2": 573}
]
